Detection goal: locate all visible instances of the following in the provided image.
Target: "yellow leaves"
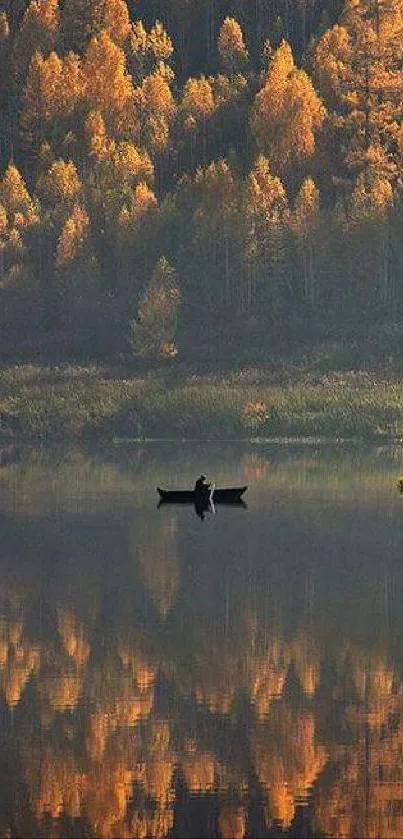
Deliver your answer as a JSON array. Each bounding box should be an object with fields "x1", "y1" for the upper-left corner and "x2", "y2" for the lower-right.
[
  {"x1": 182, "y1": 76, "x2": 215, "y2": 124},
  {"x1": 0, "y1": 164, "x2": 39, "y2": 227},
  {"x1": 194, "y1": 159, "x2": 237, "y2": 229},
  {"x1": 21, "y1": 50, "x2": 83, "y2": 139},
  {"x1": 245, "y1": 156, "x2": 288, "y2": 224},
  {"x1": 112, "y1": 142, "x2": 154, "y2": 185},
  {"x1": 218, "y1": 16, "x2": 248, "y2": 74},
  {"x1": 83, "y1": 31, "x2": 133, "y2": 120},
  {"x1": 350, "y1": 171, "x2": 393, "y2": 223},
  {"x1": 243, "y1": 400, "x2": 267, "y2": 431},
  {"x1": 0, "y1": 203, "x2": 7, "y2": 238},
  {"x1": 293, "y1": 177, "x2": 320, "y2": 233},
  {"x1": 117, "y1": 181, "x2": 157, "y2": 242},
  {"x1": 97, "y1": 0, "x2": 131, "y2": 46},
  {"x1": 140, "y1": 70, "x2": 176, "y2": 153},
  {"x1": 128, "y1": 19, "x2": 174, "y2": 81},
  {"x1": 252, "y1": 42, "x2": 325, "y2": 177},
  {"x1": 85, "y1": 110, "x2": 111, "y2": 159},
  {"x1": 37, "y1": 159, "x2": 82, "y2": 205},
  {"x1": 141, "y1": 71, "x2": 176, "y2": 121},
  {"x1": 56, "y1": 203, "x2": 89, "y2": 264},
  {"x1": 15, "y1": 0, "x2": 60, "y2": 78},
  {"x1": 61, "y1": 0, "x2": 131, "y2": 50},
  {"x1": 148, "y1": 21, "x2": 174, "y2": 64}
]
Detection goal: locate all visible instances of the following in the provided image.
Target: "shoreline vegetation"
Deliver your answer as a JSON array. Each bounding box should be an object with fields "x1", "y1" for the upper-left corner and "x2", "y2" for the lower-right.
[{"x1": 2, "y1": 351, "x2": 403, "y2": 444}]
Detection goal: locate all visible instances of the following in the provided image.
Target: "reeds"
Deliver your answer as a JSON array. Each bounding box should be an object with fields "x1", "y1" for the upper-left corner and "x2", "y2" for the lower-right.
[{"x1": 1, "y1": 364, "x2": 403, "y2": 441}]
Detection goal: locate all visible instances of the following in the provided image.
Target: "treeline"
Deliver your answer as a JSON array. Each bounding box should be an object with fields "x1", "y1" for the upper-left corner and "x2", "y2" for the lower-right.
[{"x1": 1, "y1": 0, "x2": 403, "y2": 361}]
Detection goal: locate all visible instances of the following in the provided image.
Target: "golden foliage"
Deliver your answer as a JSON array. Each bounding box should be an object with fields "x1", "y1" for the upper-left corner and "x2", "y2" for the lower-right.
[
  {"x1": 37, "y1": 159, "x2": 82, "y2": 205},
  {"x1": 62, "y1": 0, "x2": 131, "y2": 49},
  {"x1": 83, "y1": 31, "x2": 133, "y2": 126},
  {"x1": 21, "y1": 50, "x2": 83, "y2": 141},
  {"x1": 14, "y1": 0, "x2": 60, "y2": 79},
  {"x1": 0, "y1": 163, "x2": 39, "y2": 227},
  {"x1": 218, "y1": 17, "x2": 248, "y2": 74},
  {"x1": 56, "y1": 203, "x2": 90, "y2": 264},
  {"x1": 182, "y1": 76, "x2": 215, "y2": 125},
  {"x1": 251, "y1": 40, "x2": 325, "y2": 176},
  {"x1": 128, "y1": 20, "x2": 174, "y2": 82}
]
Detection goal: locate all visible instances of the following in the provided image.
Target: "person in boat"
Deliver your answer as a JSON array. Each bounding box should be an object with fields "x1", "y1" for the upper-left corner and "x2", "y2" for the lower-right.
[{"x1": 194, "y1": 474, "x2": 211, "y2": 494}]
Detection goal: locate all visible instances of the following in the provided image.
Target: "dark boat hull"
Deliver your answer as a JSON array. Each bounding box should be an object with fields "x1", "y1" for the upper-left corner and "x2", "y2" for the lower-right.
[{"x1": 157, "y1": 486, "x2": 247, "y2": 504}]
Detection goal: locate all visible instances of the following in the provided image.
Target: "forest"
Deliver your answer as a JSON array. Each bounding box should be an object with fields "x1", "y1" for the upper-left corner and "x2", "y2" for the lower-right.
[{"x1": 0, "y1": 0, "x2": 403, "y2": 363}]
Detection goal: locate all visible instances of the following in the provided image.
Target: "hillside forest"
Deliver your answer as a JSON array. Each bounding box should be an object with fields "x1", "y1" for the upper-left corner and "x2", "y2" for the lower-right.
[{"x1": 1, "y1": 0, "x2": 403, "y2": 362}]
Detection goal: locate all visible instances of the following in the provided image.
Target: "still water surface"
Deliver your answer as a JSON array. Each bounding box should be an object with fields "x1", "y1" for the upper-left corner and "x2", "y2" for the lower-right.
[{"x1": 1, "y1": 441, "x2": 403, "y2": 838}]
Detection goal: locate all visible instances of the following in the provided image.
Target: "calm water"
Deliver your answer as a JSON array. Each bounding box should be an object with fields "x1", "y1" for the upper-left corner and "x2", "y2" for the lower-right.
[{"x1": 1, "y1": 441, "x2": 403, "y2": 838}]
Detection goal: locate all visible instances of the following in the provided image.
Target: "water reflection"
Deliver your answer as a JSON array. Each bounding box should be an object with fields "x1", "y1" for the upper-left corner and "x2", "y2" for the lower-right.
[{"x1": 0, "y1": 442, "x2": 403, "y2": 837}]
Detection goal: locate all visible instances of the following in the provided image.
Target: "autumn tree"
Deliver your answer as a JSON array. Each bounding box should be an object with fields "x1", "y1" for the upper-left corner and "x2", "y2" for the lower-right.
[
  {"x1": 218, "y1": 17, "x2": 248, "y2": 75},
  {"x1": 345, "y1": 170, "x2": 394, "y2": 314},
  {"x1": 313, "y1": 0, "x2": 403, "y2": 180},
  {"x1": 292, "y1": 177, "x2": 321, "y2": 306},
  {"x1": 242, "y1": 155, "x2": 291, "y2": 318},
  {"x1": 126, "y1": 20, "x2": 174, "y2": 83},
  {"x1": 130, "y1": 256, "x2": 180, "y2": 358},
  {"x1": 20, "y1": 50, "x2": 83, "y2": 154},
  {"x1": 82, "y1": 31, "x2": 135, "y2": 138},
  {"x1": 140, "y1": 66, "x2": 177, "y2": 158},
  {"x1": 61, "y1": 0, "x2": 131, "y2": 52},
  {"x1": 251, "y1": 40, "x2": 325, "y2": 182},
  {"x1": 180, "y1": 76, "x2": 215, "y2": 164},
  {"x1": 37, "y1": 159, "x2": 81, "y2": 208},
  {"x1": 13, "y1": 0, "x2": 60, "y2": 81},
  {"x1": 0, "y1": 163, "x2": 39, "y2": 229}
]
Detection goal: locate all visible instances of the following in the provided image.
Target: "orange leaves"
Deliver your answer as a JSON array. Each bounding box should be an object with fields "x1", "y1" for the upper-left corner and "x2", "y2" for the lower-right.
[
  {"x1": 140, "y1": 69, "x2": 176, "y2": 154},
  {"x1": 182, "y1": 76, "x2": 215, "y2": 126},
  {"x1": 83, "y1": 31, "x2": 133, "y2": 121},
  {"x1": 21, "y1": 50, "x2": 83, "y2": 142},
  {"x1": 251, "y1": 41, "x2": 325, "y2": 178}
]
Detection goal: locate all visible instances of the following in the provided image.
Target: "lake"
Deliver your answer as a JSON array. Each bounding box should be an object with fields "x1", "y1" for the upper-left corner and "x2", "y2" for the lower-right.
[{"x1": 1, "y1": 440, "x2": 403, "y2": 838}]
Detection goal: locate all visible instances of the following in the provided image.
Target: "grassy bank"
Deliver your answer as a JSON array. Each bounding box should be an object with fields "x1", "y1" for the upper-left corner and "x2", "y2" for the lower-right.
[{"x1": 1, "y1": 359, "x2": 403, "y2": 442}]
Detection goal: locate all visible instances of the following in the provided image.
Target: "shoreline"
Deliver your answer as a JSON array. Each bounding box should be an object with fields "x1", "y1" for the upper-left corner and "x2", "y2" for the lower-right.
[{"x1": 1, "y1": 363, "x2": 403, "y2": 445}]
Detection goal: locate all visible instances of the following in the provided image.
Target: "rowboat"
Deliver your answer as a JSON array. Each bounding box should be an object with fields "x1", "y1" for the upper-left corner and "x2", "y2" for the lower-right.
[{"x1": 157, "y1": 485, "x2": 247, "y2": 504}]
